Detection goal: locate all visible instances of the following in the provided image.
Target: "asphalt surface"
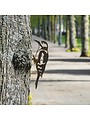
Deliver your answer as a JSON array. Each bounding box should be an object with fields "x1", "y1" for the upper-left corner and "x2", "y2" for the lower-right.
[{"x1": 30, "y1": 35, "x2": 90, "y2": 105}]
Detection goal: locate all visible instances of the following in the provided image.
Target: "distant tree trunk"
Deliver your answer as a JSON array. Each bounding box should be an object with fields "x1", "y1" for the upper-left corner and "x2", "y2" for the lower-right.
[
  {"x1": 65, "y1": 15, "x2": 69, "y2": 48},
  {"x1": 54, "y1": 15, "x2": 56, "y2": 43},
  {"x1": 51, "y1": 15, "x2": 55, "y2": 43},
  {"x1": 47, "y1": 15, "x2": 51, "y2": 41},
  {"x1": 0, "y1": 15, "x2": 32, "y2": 105},
  {"x1": 54, "y1": 15, "x2": 58, "y2": 43},
  {"x1": 58, "y1": 15, "x2": 62, "y2": 45},
  {"x1": 38, "y1": 16, "x2": 40, "y2": 37},
  {"x1": 69, "y1": 15, "x2": 76, "y2": 50},
  {"x1": 80, "y1": 15, "x2": 89, "y2": 57},
  {"x1": 75, "y1": 20, "x2": 79, "y2": 38},
  {"x1": 42, "y1": 15, "x2": 47, "y2": 39},
  {"x1": 44, "y1": 17, "x2": 48, "y2": 40},
  {"x1": 42, "y1": 15, "x2": 45, "y2": 38}
]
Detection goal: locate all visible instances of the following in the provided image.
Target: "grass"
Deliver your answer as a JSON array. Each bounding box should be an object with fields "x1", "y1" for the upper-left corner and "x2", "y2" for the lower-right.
[
  {"x1": 62, "y1": 35, "x2": 66, "y2": 44},
  {"x1": 62, "y1": 35, "x2": 81, "y2": 52},
  {"x1": 62, "y1": 35, "x2": 82, "y2": 49},
  {"x1": 66, "y1": 47, "x2": 80, "y2": 52},
  {"x1": 76, "y1": 37, "x2": 82, "y2": 49},
  {"x1": 62, "y1": 35, "x2": 90, "y2": 56}
]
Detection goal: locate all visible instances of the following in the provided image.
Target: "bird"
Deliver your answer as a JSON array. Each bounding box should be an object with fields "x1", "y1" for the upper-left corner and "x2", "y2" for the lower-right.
[{"x1": 32, "y1": 39, "x2": 49, "y2": 89}]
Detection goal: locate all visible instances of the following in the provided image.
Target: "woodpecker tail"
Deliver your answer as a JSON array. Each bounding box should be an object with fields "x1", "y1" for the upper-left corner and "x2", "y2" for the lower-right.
[{"x1": 35, "y1": 74, "x2": 40, "y2": 89}]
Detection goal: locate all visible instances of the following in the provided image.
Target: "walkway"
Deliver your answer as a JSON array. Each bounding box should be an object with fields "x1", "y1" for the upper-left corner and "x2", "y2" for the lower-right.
[{"x1": 30, "y1": 35, "x2": 90, "y2": 105}]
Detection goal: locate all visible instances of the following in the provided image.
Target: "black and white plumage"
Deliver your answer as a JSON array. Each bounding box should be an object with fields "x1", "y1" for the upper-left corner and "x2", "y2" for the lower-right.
[{"x1": 32, "y1": 39, "x2": 49, "y2": 89}]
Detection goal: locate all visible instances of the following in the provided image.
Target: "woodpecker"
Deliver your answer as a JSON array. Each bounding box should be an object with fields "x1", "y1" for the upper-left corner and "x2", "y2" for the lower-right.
[{"x1": 32, "y1": 40, "x2": 49, "y2": 89}]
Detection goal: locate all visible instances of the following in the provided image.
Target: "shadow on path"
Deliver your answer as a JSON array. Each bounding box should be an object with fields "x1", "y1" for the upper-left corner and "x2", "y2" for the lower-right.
[
  {"x1": 31, "y1": 80, "x2": 90, "y2": 83},
  {"x1": 45, "y1": 69, "x2": 90, "y2": 75},
  {"x1": 49, "y1": 58, "x2": 90, "y2": 62}
]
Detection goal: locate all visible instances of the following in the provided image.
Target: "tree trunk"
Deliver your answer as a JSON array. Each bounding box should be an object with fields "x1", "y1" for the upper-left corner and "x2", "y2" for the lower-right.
[
  {"x1": 80, "y1": 15, "x2": 89, "y2": 57},
  {"x1": 75, "y1": 20, "x2": 79, "y2": 38},
  {"x1": 65, "y1": 15, "x2": 69, "y2": 48},
  {"x1": 69, "y1": 15, "x2": 76, "y2": 50},
  {"x1": 47, "y1": 15, "x2": 51, "y2": 41},
  {"x1": 54, "y1": 15, "x2": 58, "y2": 43},
  {"x1": 51, "y1": 15, "x2": 55, "y2": 43},
  {"x1": 42, "y1": 15, "x2": 47, "y2": 39},
  {"x1": 38, "y1": 16, "x2": 40, "y2": 37},
  {"x1": 44, "y1": 16, "x2": 48, "y2": 40},
  {"x1": 58, "y1": 15, "x2": 62, "y2": 45},
  {"x1": 42, "y1": 16, "x2": 44, "y2": 38},
  {"x1": 0, "y1": 15, "x2": 32, "y2": 105}
]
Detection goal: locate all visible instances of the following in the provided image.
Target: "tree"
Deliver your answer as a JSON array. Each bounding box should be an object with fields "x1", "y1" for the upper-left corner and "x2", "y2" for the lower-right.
[
  {"x1": 37, "y1": 16, "x2": 40, "y2": 37},
  {"x1": 54, "y1": 15, "x2": 59, "y2": 43},
  {"x1": 41, "y1": 15, "x2": 44, "y2": 38},
  {"x1": 47, "y1": 15, "x2": 51, "y2": 41},
  {"x1": 0, "y1": 15, "x2": 32, "y2": 105},
  {"x1": 75, "y1": 15, "x2": 81, "y2": 38},
  {"x1": 65, "y1": 15, "x2": 69, "y2": 48},
  {"x1": 69, "y1": 15, "x2": 76, "y2": 51},
  {"x1": 58, "y1": 15, "x2": 62, "y2": 45},
  {"x1": 44, "y1": 16, "x2": 48, "y2": 40},
  {"x1": 51, "y1": 15, "x2": 55, "y2": 43},
  {"x1": 42, "y1": 15, "x2": 47, "y2": 39},
  {"x1": 80, "y1": 15, "x2": 89, "y2": 57}
]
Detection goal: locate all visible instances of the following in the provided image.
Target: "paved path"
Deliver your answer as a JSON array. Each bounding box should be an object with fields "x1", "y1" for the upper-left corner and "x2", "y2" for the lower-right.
[{"x1": 30, "y1": 35, "x2": 90, "y2": 105}]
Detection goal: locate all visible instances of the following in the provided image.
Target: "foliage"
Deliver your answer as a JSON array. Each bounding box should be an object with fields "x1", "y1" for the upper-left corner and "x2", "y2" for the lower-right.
[
  {"x1": 28, "y1": 94, "x2": 32, "y2": 105},
  {"x1": 31, "y1": 15, "x2": 47, "y2": 29},
  {"x1": 31, "y1": 15, "x2": 90, "y2": 56},
  {"x1": 66, "y1": 47, "x2": 80, "y2": 52},
  {"x1": 87, "y1": 50, "x2": 90, "y2": 57}
]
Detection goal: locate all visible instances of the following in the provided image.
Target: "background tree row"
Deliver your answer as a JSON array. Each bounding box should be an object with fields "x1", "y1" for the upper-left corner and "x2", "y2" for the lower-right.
[{"x1": 31, "y1": 15, "x2": 90, "y2": 57}]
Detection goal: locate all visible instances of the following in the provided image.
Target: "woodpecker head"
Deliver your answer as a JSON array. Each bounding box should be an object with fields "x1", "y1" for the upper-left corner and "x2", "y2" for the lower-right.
[{"x1": 34, "y1": 39, "x2": 48, "y2": 50}]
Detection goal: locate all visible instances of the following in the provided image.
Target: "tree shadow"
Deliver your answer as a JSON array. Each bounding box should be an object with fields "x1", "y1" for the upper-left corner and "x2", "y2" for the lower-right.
[
  {"x1": 45, "y1": 69, "x2": 90, "y2": 75},
  {"x1": 31, "y1": 79, "x2": 90, "y2": 82},
  {"x1": 49, "y1": 58, "x2": 90, "y2": 62}
]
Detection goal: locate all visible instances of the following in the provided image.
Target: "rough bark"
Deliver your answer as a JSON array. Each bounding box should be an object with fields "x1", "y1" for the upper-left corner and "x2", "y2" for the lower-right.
[
  {"x1": 80, "y1": 15, "x2": 89, "y2": 57},
  {"x1": 0, "y1": 15, "x2": 32, "y2": 105},
  {"x1": 69, "y1": 15, "x2": 76, "y2": 50}
]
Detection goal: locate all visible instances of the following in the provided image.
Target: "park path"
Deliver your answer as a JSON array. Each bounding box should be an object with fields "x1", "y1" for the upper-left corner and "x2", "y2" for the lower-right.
[{"x1": 30, "y1": 35, "x2": 90, "y2": 105}]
